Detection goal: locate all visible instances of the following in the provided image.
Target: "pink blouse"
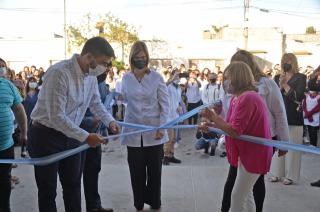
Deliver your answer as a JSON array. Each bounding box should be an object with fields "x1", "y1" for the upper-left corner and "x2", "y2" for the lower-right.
[{"x1": 226, "y1": 91, "x2": 273, "y2": 174}]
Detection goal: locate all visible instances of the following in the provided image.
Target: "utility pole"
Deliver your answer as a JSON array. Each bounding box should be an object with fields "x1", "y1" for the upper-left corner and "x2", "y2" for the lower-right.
[
  {"x1": 64, "y1": 0, "x2": 67, "y2": 59},
  {"x1": 243, "y1": 0, "x2": 250, "y2": 50}
]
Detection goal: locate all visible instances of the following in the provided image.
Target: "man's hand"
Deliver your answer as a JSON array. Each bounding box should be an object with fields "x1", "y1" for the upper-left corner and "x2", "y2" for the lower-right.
[
  {"x1": 19, "y1": 132, "x2": 27, "y2": 146},
  {"x1": 86, "y1": 133, "x2": 106, "y2": 148},
  {"x1": 109, "y1": 121, "x2": 120, "y2": 134},
  {"x1": 154, "y1": 130, "x2": 164, "y2": 140}
]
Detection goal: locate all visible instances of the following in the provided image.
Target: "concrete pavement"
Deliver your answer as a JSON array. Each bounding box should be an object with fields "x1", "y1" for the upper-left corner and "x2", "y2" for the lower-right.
[{"x1": 10, "y1": 129, "x2": 320, "y2": 212}]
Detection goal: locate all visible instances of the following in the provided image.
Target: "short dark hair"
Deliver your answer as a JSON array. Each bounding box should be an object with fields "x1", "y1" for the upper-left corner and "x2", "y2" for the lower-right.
[{"x1": 81, "y1": 37, "x2": 115, "y2": 58}]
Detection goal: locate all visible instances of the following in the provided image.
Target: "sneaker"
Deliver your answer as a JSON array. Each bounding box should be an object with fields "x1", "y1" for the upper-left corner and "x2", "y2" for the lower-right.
[
  {"x1": 303, "y1": 136, "x2": 310, "y2": 144},
  {"x1": 210, "y1": 146, "x2": 216, "y2": 156},
  {"x1": 168, "y1": 156, "x2": 181, "y2": 164},
  {"x1": 163, "y1": 156, "x2": 170, "y2": 165},
  {"x1": 21, "y1": 151, "x2": 28, "y2": 158},
  {"x1": 311, "y1": 180, "x2": 320, "y2": 187},
  {"x1": 220, "y1": 152, "x2": 227, "y2": 157}
]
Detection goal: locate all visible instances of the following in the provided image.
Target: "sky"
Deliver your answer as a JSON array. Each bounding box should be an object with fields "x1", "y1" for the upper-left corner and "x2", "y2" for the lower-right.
[{"x1": 0, "y1": 0, "x2": 320, "y2": 43}]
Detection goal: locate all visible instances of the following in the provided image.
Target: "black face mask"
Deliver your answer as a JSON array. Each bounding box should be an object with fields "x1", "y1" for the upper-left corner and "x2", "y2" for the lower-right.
[
  {"x1": 283, "y1": 63, "x2": 292, "y2": 72},
  {"x1": 209, "y1": 78, "x2": 217, "y2": 83},
  {"x1": 133, "y1": 60, "x2": 147, "y2": 69},
  {"x1": 97, "y1": 72, "x2": 107, "y2": 84}
]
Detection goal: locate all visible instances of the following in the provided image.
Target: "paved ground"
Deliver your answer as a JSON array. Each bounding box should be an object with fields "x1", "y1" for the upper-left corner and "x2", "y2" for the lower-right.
[{"x1": 10, "y1": 129, "x2": 320, "y2": 212}]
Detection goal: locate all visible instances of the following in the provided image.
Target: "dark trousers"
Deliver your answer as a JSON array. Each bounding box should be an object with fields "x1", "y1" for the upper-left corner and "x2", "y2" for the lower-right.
[
  {"x1": 0, "y1": 146, "x2": 14, "y2": 212},
  {"x1": 127, "y1": 144, "x2": 163, "y2": 210},
  {"x1": 27, "y1": 124, "x2": 82, "y2": 212},
  {"x1": 221, "y1": 165, "x2": 265, "y2": 212},
  {"x1": 307, "y1": 125, "x2": 319, "y2": 147},
  {"x1": 81, "y1": 145, "x2": 102, "y2": 210},
  {"x1": 187, "y1": 101, "x2": 202, "y2": 125}
]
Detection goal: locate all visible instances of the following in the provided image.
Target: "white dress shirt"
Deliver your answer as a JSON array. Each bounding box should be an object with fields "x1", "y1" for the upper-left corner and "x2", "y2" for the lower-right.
[
  {"x1": 120, "y1": 70, "x2": 170, "y2": 147},
  {"x1": 186, "y1": 82, "x2": 201, "y2": 103},
  {"x1": 31, "y1": 54, "x2": 114, "y2": 142},
  {"x1": 201, "y1": 83, "x2": 224, "y2": 104},
  {"x1": 167, "y1": 83, "x2": 182, "y2": 121}
]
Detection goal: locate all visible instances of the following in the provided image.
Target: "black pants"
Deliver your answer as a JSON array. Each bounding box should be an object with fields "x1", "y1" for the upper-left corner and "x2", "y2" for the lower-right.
[
  {"x1": 0, "y1": 146, "x2": 14, "y2": 212},
  {"x1": 127, "y1": 144, "x2": 163, "y2": 210},
  {"x1": 27, "y1": 124, "x2": 82, "y2": 212},
  {"x1": 221, "y1": 165, "x2": 265, "y2": 212},
  {"x1": 81, "y1": 145, "x2": 102, "y2": 210},
  {"x1": 307, "y1": 125, "x2": 319, "y2": 147},
  {"x1": 187, "y1": 101, "x2": 202, "y2": 125}
]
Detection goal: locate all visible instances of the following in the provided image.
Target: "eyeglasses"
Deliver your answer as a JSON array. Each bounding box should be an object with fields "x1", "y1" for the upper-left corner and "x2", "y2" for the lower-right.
[{"x1": 100, "y1": 61, "x2": 113, "y2": 69}]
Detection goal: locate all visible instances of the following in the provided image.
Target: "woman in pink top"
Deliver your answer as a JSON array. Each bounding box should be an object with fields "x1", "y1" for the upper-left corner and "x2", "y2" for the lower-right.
[{"x1": 200, "y1": 61, "x2": 273, "y2": 212}]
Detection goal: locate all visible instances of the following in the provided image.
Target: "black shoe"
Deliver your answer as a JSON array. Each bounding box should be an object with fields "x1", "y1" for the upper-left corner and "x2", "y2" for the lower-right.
[
  {"x1": 311, "y1": 180, "x2": 320, "y2": 187},
  {"x1": 168, "y1": 156, "x2": 181, "y2": 163},
  {"x1": 163, "y1": 156, "x2": 170, "y2": 165},
  {"x1": 204, "y1": 142, "x2": 209, "y2": 154},
  {"x1": 87, "y1": 207, "x2": 113, "y2": 212},
  {"x1": 210, "y1": 147, "x2": 216, "y2": 156},
  {"x1": 220, "y1": 152, "x2": 227, "y2": 158}
]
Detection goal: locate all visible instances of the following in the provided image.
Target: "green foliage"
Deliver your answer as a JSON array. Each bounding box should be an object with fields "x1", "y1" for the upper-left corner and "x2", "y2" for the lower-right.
[
  {"x1": 306, "y1": 26, "x2": 316, "y2": 34},
  {"x1": 67, "y1": 13, "x2": 139, "y2": 61},
  {"x1": 112, "y1": 60, "x2": 125, "y2": 71},
  {"x1": 67, "y1": 26, "x2": 87, "y2": 48},
  {"x1": 211, "y1": 24, "x2": 229, "y2": 33}
]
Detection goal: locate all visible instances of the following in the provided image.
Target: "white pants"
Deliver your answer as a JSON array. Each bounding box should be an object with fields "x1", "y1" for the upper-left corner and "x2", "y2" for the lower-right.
[
  {"x1": 230, "y1": 162, "x2": 260, "y2": 212},
  {"x1": 270, "y1": 125, "x2": 302, "y2": 182}
]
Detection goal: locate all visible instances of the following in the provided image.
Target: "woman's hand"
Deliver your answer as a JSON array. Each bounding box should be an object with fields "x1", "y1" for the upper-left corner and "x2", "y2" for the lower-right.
[
  {"x1": 198, "y1": 121, "x2": 217, "y2": 133},
  {"x1": 279, "y1": 73, "x2": 292, "y2": 92},
  {"x1": 199, "y1": 108, "x2": 219, "y2": 122}
]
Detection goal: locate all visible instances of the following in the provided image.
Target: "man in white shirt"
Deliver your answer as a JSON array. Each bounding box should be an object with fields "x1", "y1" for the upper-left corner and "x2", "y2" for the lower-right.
[
  {"x1": 202, "y1": 73, "x2": 224, "y2": 105},
  {"x1": 27, "y1": 37, "x2": 120, "y2": 212}
]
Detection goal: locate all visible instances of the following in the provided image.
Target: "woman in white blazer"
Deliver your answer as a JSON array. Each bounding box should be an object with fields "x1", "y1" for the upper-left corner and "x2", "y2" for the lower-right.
[{"x1": 121, "y1": 41, "x2": 170, "y2": 212}]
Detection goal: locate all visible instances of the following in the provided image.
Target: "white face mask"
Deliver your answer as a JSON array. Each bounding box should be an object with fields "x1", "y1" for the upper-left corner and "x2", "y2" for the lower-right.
[
  {"x1": 88, "y1": 65, "x2": 106, "y2": 77},
  {"x1": 29, "y1": 82, "x2": 38, "y2": 89},
  {"x1": 0, "y1": 67, "x2": 7, "y2": 77},
  {"x1": 173, "y1": 79, "x2": 180, "y2": 84}
]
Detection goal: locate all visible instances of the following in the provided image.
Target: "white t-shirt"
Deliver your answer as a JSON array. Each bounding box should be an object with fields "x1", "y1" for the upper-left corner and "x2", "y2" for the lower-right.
[
  {"x1": 186, "y1": 82, "x2": 201, "y2": 103},
  {"x1": 303, "y1": 95, "x2": 320, "y2": 127}
]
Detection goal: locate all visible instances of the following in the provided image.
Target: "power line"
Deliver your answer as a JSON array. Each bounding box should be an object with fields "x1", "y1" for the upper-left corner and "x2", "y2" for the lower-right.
[{"x1": 251, "y1": 6, "x2": 320, "y2": 19}]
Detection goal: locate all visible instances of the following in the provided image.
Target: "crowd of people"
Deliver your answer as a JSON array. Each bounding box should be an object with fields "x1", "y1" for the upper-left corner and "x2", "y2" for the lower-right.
[{"x1": 0, "y1": 36, "x2": 319, "y2": 212}]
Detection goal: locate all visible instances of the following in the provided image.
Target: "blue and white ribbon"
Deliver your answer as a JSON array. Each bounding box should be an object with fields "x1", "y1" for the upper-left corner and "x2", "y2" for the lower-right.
[{"x1": 0, "y1": 101, "x2": 320, "y2": 166}]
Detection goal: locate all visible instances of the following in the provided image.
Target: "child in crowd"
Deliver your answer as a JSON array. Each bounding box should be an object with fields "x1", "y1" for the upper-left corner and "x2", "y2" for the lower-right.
[{"x1": 302, "y1": 81, "x2": 320, "y2": 147}]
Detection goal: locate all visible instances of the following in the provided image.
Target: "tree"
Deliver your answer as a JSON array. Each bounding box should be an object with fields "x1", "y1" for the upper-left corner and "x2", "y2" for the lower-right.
[
  {"x1": 211, "y1": 24, "x2": 229, "y2": 33},
  {"x1": 101, "y1": 14, "x2": 139, "y2": 62},
  {"x1": 306, "y1": 26, "x2": 316, "y2": 34},
  {"x1": 67, "y1": 13, "x2": 139, "y2": 62}
]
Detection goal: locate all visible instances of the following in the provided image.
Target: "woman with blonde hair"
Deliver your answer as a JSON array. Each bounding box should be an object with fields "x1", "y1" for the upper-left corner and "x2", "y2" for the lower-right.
[
  {"x1": 270, "y1": 53, "x2": 306, "y2": 185},
  {"x1": 200, "y1": 61, "x2": 273, "y2": 212},
  {"x1": 220, "y1": 50, "x2": 290, "y2": 212},
  {"x1": 121, "y1": 41, "x2": 170, "y2": 212}
]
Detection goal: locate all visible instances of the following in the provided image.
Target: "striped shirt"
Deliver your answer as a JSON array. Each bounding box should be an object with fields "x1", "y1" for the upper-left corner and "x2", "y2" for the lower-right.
[
  {"x1": 0, "y1": 78, "x2": 22, "y2": 151},
  {"x1": 31, "y1": 54, "x2": 114, "y2": 142}
]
